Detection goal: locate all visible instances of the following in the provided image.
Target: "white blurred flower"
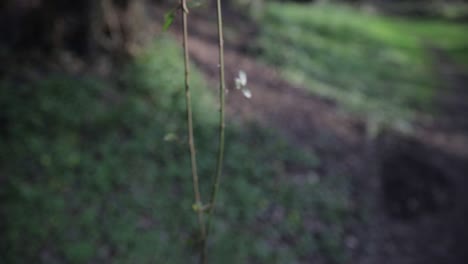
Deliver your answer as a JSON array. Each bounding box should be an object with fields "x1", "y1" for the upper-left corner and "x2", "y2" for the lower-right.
[
  {"x1": 234, "y1": 70, "x2": 251, "y2": 99},
  {"x1": 241, "y1": 89, "x2": 251, "y2": 99},
  {"x1": 235, "y1": 70, "x2": 247, "y2": 88}
]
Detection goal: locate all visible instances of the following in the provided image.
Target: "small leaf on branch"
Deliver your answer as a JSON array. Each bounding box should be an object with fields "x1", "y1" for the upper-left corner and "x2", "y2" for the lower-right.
[
  {"x1": 163, "y1": 10, "x2": 175, "y2": 31},
  {"x1": 163, "y1": 132, "x2": 178, "y2": 142}
]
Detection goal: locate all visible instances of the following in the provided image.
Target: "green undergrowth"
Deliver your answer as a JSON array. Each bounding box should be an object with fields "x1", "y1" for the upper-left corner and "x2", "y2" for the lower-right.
[
  {"x1": 258, "y1": 2, "x2": 468, "y2": 126},
  {"x1": 1, "y1": 36, "x2": 352, "y2": 263}
]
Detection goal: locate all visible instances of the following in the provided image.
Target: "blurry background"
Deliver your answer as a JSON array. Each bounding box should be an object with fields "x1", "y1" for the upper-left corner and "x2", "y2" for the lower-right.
[{"x1": 1, "y1": 0, "x2": 468, "y2": 263}]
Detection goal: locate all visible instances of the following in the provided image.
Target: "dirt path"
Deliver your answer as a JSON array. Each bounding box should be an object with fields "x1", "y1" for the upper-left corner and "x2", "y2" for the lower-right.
[{"x1": 165, "y1": 7, "x2": 468, "y2": 263}]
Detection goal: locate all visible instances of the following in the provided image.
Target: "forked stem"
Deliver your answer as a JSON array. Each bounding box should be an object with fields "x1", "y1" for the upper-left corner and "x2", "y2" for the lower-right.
[{"x1": 180, "y1": 0, "x2": 226, "y2": 262}]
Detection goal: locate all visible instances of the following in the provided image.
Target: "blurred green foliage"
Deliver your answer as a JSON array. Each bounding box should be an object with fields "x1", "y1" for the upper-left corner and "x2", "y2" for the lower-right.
[
  {"x1": 258, "y1": 2, "x2": 468, "y2": 126},
  {"x1": 0, "y1": 36, "x2": 351, "y2": 263}
]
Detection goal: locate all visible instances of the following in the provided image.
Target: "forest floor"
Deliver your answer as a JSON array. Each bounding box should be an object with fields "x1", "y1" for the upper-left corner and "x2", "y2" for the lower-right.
[
  {"x1": 166, "y1": 4, "x2": 468, "y2": 264},
  {"x1": 2, "y1": 2, "x2": 467, "y2": 263}
]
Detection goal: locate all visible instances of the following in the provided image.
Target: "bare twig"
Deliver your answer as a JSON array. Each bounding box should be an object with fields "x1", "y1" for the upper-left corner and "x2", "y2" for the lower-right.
[
  {"x1": 180, "y1": 1, "x2": 206, "y2": 261},
  {"x1": 204, "y1": 0, "x2": 226, "y2": 259}
]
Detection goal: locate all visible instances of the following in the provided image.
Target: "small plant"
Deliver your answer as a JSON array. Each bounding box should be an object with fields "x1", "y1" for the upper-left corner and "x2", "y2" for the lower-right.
[{"x1": 167, "y1": 0, "x2": 232, "y2": 262}]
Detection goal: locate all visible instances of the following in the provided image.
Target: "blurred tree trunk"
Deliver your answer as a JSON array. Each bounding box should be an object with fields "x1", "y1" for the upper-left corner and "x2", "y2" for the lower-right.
[{"x1": 0, "y1": 0, "x2": 148, "y2": 56}]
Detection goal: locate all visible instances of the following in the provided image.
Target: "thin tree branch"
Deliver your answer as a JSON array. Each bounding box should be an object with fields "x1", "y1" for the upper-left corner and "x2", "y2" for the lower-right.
[
  {"x1": 204, "y1": 0, "x2": 226, "y2": 258},
  {"x1": 181, "y1": 1, "x2": 206, "y2": 261}
]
